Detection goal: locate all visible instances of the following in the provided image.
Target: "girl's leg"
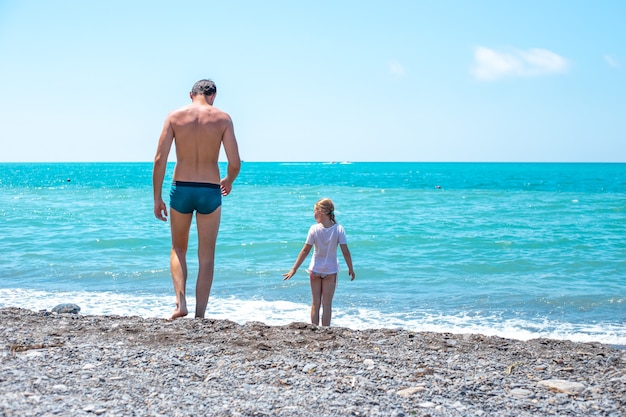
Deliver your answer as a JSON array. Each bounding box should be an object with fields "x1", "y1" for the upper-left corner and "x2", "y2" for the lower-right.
[
  {"x1": 309, "y1": 273, "x2": 323, "y2": 325},
  {"x1": 320, "y1": 274, "x2": 337, "y2": 326}
]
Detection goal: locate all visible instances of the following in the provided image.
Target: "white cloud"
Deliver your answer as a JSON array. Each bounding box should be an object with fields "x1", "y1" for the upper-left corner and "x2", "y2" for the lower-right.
[
  {"x1": 389, "y1": 60, "x2": 407, "y2": 78},
  {"x1": 471, "y1": 46, "x2": 569, "y2": 81},
  {"x1": 604, "y1": 54, "x2": 620, "y2": 68}
]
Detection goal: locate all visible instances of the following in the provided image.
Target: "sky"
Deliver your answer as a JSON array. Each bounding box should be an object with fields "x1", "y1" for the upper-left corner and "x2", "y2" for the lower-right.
[{"x1": 0, "y1": 0, "x2": 624, "y2": 162}]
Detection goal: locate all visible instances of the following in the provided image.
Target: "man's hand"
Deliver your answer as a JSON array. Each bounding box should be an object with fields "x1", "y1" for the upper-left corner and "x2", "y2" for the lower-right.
[
  {"x1": 154, "y1": 200, "x2": 168, "y2": 221},
  {"x1": 220, "y1": 177, "x2": 234, "y2": 196}
]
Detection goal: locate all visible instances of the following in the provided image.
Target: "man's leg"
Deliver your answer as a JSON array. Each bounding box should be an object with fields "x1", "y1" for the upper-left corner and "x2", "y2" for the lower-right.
[
  {"x1": 309, "y1": 274, "x2": 323, "y2": 325},
  {"x1": 320, "y1": 274, "x2": 337, "y2": 326},
  {"x1": 194, "y1": 207, "x2": 221, "y2": 318},
  {"x1": 170, "y1": 209, "x2": 193, "y2": 319}
]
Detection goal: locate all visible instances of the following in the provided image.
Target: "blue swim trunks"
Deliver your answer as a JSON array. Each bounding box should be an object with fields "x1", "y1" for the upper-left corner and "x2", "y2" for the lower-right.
[{"x1": 169, "y1": 181, "x2": 222, "y2": 214}]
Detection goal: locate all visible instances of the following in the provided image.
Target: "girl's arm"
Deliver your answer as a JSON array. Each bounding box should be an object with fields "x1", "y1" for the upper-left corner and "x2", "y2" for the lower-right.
[
  {"x1": 340, "y1": 244, "x2": 355, "y2": 281},
  {"x1": 283, "y1": 244, "x2": 313, "y2": 280}
]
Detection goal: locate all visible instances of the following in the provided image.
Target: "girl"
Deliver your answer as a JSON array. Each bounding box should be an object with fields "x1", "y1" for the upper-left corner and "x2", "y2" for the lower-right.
[{"x1": 283, "y1": 198, "x2": 355, "y2": 326}]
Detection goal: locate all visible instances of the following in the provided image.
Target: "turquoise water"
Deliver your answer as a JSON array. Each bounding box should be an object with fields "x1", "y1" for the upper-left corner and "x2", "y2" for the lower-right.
[{"x1": 1, "y1": 162, "x2": 624, "y2": 345}]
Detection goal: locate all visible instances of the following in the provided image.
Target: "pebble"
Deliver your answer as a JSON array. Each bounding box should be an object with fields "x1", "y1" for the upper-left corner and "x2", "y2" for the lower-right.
[
  {"x1": 509, "y1": 388, "x2": 533, "y2": 398},
  {"x1": 396, "y1": 386, "x2": 426, "y2": 398},
  {"x1": 1, "y1": 307, "x2": 624, "y2": 417},
  {"x1": 302, "y1": 363, "x2": 316, "y2": 373},
  {"x1": 537, "y1": 379, "x2": 586, "y2": 395}
]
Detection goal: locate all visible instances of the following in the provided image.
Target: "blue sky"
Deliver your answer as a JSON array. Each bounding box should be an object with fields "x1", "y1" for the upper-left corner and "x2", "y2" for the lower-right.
[{"x1": 1, "y1": 0, "x2": 624, "y2": 162}]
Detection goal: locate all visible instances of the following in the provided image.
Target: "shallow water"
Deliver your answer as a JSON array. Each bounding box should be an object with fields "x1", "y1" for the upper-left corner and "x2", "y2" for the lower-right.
[{"x1": 1, "y1": 162, "x2": 624, "y2": 345}]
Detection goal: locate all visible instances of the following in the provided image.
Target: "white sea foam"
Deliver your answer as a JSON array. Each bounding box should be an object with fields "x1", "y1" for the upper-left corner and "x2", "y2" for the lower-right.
[{"x1": 2, "y1": 288, "x2": 624, "y2": 347}]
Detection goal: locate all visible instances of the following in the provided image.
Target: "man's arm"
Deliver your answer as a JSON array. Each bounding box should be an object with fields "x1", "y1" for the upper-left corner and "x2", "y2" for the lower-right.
[
  {"x1": 220, "y1": 115, "x2": 241, "y2": 196},
  {"x1": 152, "y1": 117, "x2": 175, "y2": 221}
]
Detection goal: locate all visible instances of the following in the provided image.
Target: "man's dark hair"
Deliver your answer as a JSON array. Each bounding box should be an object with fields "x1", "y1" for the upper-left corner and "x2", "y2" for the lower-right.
[{"x1": 191, "y1": 79, "x2": 217, "y2": 96}]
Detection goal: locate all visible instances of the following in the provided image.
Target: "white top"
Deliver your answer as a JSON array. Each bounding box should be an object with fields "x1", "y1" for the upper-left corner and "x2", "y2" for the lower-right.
[{"x1": 306, "y1": 223, "x2": 347, "y2": 274}]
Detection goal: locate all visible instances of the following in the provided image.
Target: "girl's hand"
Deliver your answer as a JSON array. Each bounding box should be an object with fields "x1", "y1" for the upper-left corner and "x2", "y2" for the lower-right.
[
  {"x1": 283, "y1": 270, "x2": 296, "y2": 280},
  {"x1": 348, "y1": 270, "x2": 355, "y2": 281}
]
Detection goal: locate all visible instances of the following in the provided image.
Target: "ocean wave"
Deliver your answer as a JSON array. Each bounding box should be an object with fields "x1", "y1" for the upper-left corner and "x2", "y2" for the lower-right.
[{"x1": 2, "y1": 288, "x2": 624, "y2": 347}]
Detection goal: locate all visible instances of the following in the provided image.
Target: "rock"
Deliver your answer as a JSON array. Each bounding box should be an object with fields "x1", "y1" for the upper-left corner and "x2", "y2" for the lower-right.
[
  {"x1": 537, "y1": 379, "x2": 586, "y2": 395},
  {"x1": 396, "y1": 386, "x2": 425, "y2": 398},
  {"x1": 51, "y1": 303, "x2": 81, "y2": 314},
  {"x1": 509, "y1": 388, "x2": 533, "y2": 398},
  {"x1": 302, "y1": 363, "x2": 316, "y2": 373}
]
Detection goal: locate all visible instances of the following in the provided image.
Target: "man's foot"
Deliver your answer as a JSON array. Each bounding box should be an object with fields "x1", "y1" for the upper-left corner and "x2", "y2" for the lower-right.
[{"x1": 170, "y1": 306, "x2": 188, "y2": 320}]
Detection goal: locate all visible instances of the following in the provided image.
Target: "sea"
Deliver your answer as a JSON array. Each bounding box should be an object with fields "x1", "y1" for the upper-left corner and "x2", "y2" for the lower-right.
[{"x1": 1, "y1": 162, "x2": 625, "y2": 346}]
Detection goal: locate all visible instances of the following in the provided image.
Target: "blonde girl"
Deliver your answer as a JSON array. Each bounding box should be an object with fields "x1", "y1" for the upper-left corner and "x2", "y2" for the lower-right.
[{"x1": 283, "y1": 198, "x2": 355, "y2": 326}]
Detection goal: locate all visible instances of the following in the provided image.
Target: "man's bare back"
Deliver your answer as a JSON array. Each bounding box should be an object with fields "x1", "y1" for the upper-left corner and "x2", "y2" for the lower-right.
[{"x1": 167, "y1": 103, "x2": 231, "y2": 184}]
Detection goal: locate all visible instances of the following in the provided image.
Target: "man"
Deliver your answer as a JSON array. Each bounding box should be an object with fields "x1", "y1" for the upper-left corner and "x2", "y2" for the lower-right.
[{"x1": 153, "y1": 79, "x2": 241, "y2": 319}]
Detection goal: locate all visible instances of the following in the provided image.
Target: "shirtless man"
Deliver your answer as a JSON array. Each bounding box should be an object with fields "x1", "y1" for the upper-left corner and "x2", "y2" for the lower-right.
[{"x1": 152, "y1": 79, "x2": 241, "y2": 319}]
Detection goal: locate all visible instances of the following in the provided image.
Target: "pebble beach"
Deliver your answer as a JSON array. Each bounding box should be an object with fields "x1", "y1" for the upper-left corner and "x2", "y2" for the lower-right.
[{"x1": 1, "y1": 307, "x2": 624, "y2": 417}]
